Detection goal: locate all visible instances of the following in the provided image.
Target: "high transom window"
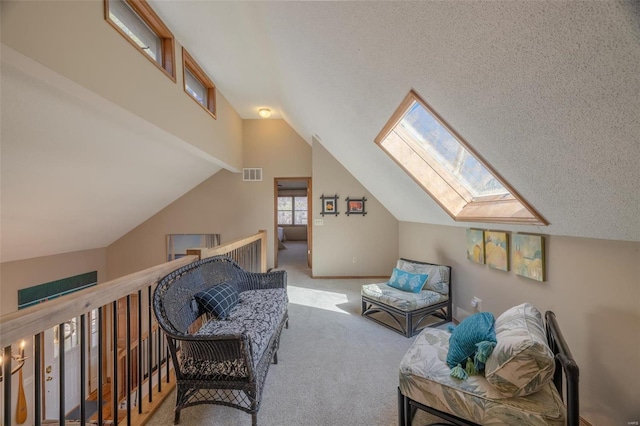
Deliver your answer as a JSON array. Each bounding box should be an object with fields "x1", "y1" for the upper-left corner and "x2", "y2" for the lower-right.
[
  {"x1": 105, "y1": 0, "x2": 176, "y2": 81},
  {"x1": 278, "y1": 196, "x2": 308, "y2": 225},
  {"x1": 375, "y1": 90, "x2": 547, "y2": 225},
  {"x1": 182, "y1": 48, "x2": 217, "y2": 118}
]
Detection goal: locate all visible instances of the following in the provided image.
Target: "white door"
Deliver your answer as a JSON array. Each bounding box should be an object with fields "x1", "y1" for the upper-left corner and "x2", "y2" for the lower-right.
[
  {"x1": 43, "y1": 319, "x2": 82, "y2": 420},
  {"x1": 89, "y1": 310, "x2": 99, "y2": 393}
]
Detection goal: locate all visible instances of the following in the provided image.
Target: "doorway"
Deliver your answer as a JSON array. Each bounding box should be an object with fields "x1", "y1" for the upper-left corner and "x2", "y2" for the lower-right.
[
  {"x1": 42, "y1": 310, "x2": 103, "y2": 422},
  {"x1": 274, "y1": 177, "x2": 312, "y2": 269}
]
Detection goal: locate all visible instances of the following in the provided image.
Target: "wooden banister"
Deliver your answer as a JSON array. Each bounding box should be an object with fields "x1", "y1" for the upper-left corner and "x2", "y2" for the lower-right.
[
  {"x1": 187, "y1": 230, "x2": 266, "y2": 260},
  {"x1": 0, "y1": 255, "x2": 196, "y2": 349},
  {"x1": 0, "y1": 230, "x2": 267, "y2": 426}
]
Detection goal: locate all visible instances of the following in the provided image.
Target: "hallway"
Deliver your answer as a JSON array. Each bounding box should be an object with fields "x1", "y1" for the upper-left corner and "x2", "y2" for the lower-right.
[{"x1": 276, "y1": 240, "x2": 309, "y2": 275}]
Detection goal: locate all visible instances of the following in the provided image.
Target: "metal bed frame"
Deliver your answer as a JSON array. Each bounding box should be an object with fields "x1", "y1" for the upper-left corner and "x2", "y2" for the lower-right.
[{"x1": 398, "y1": 311, "x2": 580, "y2": 426}]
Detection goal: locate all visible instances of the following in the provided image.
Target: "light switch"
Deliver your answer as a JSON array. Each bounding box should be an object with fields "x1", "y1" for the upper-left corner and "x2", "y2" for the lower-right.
[{"x1": 314, "y1": 218, "x2": 324, "y2": 226}]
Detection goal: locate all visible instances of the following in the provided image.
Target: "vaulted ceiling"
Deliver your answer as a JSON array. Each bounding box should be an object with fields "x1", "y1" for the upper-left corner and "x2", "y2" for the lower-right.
[
  {"x1": 1, "y1": 47, "x2": 222, "y2": 262},
  {"x1": 2, "y1": 1, "x2": 639, "y2": 264},
  {"x1": 149, "y1": 1, "x2": 639, "y2": 242}
]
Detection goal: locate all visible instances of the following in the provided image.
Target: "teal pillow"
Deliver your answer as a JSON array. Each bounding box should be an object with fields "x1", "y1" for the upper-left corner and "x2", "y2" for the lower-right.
[
  {"x1": 447, "y1": 312, "x2": 497, "y2": 379},
  {"x1": 387, "y1": 268, "x2": 429, "y2": 293}
]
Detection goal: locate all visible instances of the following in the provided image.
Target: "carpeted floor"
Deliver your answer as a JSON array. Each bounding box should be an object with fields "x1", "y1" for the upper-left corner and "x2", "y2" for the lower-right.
[{"x1": 147, "y1": 241, "x2": 441, "y2": 425}]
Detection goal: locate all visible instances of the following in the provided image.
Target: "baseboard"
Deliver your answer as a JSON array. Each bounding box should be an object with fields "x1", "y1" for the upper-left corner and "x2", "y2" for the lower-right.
[
  {"x1": 311, "y1": 275, "x2": 389, "y2": 279},
  {"x1": 580, "y1": 417, "x2": 593, "y2": 426}
]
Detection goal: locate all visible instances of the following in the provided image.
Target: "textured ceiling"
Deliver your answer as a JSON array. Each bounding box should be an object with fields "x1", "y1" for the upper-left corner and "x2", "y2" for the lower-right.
[
  {"x1": 152, "y1": 1, "x2": 640, "y2": 241},
  {"x1": 1, "y1": 48, "x2": 222, "y2": 262}
]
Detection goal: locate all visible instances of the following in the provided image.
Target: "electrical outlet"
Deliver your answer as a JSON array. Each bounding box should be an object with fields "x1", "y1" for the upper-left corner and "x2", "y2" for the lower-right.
[
  {"x1": 471, "y1": 297, "x2": 482, "y2": 311},
  {"x1": 352, "y1": 257, "x2": 358, "y2": 263}
]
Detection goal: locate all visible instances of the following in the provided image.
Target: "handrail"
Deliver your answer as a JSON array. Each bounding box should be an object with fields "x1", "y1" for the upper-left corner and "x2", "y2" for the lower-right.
[
  {"x1": 0, "y1": 256, "x2": 197, "y2": 349},
  {"x1": 187, "y1": 230, "x2": 267, "y2": 272},
  {"x1": 0, "y1": 230, "x2": 268, "y2": 426}
]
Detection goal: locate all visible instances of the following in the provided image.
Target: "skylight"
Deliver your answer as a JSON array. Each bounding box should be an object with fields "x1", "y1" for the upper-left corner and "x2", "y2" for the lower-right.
[{"x1": 376, "y1": 90, "x2": 548, "y2": 225}]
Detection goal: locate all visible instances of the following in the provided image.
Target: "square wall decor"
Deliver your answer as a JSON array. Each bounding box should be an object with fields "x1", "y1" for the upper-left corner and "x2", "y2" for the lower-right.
[
  {"x1": 513, "y1": 234, "x2": 545, "y2": 281},
  {"x1": 466, "y1": 229, "x2": 485, "y2": 264},
  {"x1": 485, "y1": 231, "x2": 509, "y2": 271}
]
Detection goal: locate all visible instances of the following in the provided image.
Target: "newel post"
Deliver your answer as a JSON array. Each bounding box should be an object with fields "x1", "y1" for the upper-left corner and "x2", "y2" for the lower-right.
[
  {"x1": 186, "y1": 248, "x2": 205, "y2": 260},
  {"x1": 258, "y1": 229, "x2": 268, "y2": 272}
]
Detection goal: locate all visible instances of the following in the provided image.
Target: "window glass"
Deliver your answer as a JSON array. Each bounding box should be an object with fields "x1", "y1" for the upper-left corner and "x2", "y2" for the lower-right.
[
  {"x1": 401, "y1": 101, "x2": 508, "y2": 198},
  {"x1": 278, "y1": 211, "x2": 292, "y2": 225},
  {"x1": 185, "y1": 68, "x2": 207, "y2": 106},
  {"x1": 109, "y1": 0, "x2": 161, "y2": 62},
  {"x1": 376, "y1": 90, "x2": 547, "y2": 225},
  {"x1": 278, "y1": 196, "x2": 307, "y2": 225},
  {"x1": 294, "y1": 211, "x2": 308, "y2": 225}
]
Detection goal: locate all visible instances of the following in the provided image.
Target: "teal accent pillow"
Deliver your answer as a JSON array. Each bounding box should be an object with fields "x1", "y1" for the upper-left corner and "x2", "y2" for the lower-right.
[
  {"x1": 387, "y1": 268, "x2": 429, "y2": 293},
  {"x1": 446, "y1": 312, "x2": 497, "y2": 375}
]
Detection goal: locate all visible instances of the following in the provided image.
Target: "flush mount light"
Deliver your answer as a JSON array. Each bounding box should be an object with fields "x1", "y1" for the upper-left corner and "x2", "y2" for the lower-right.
[{"x1": 258, "y1": 108, "x2": 271, "y2": 118}]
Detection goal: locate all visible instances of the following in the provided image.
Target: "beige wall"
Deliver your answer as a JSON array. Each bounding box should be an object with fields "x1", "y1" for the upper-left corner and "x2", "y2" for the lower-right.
[
  {"x1": 0, "y1": 248, "x2": 107, "y2": 316},
  {"x1": 312, "y1": 139, "x2": 398, "y2": 276},
  {"x1": 0, "y1": 248, "x2": 107, "y2": 425},
  {"x1": 1, "y1": 0, "x2": 243, "y2": 169},
  {"x1": 107, "y1": 119, "x2": 311, "y2": 278},
  {"x1": 399, "y1": 221, "x2": 640, "y2": 426}
]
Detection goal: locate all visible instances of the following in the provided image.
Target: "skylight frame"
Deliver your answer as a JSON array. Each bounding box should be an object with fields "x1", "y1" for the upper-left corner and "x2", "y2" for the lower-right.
[{"x1": 375, "y1": 90, "x2": 548, "y2": 226}]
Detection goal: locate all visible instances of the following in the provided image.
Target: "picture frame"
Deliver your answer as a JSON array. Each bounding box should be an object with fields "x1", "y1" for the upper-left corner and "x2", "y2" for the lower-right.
[
  {"x1": 484, "y1": 230, "x2": 509, "y2": 271},
  {"x1": 466, "y1": 229, "x2": 485, "y2": 264},
  {"x1": 320, "y1": 194, "x2": 339, "y2": 216},
  {"x1": 513, "y1": 234, "x2": 545, "y2": 281},
  {"x1": 345, "y1": 197, "x2": 367, "y2": 216}
]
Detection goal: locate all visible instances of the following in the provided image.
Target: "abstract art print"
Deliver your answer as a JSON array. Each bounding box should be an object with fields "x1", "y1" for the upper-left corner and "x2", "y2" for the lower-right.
[
  {"x1": 513, "y1": 234, "x2": 545, "y2": 281},
  {"x1": 484, "y1": 231, "x2": 509, "y2": 271},
  {"x1": 466, "y1": 229, "x2": 485, "y2": 264}
]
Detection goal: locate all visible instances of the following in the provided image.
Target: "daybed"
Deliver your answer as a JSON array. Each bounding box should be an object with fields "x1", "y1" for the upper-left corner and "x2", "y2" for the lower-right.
[
  {"x1": 362, "y1": 259, "x2": 452, "y2": 337},
  {"x1": 398, "y1": 303, "x2": 579, "y2": 426},
  {"x1": 153, "y1": 255, "x2": 288, "y2": 426}
]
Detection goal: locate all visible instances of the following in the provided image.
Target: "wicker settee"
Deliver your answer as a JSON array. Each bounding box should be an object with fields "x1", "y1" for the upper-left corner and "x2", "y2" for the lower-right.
[{"x1": 153, "y1": 256, "x2": 288, "y2": 426}]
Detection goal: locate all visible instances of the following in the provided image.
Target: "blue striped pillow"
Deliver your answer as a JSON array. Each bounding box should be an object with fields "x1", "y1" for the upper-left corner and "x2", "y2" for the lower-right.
[
  {"x1": 387, "y1": 268, "x2": 429, "y2": 293},
  {"x1": 195, "y1": 283, "x2": 239, "y2": 319}
]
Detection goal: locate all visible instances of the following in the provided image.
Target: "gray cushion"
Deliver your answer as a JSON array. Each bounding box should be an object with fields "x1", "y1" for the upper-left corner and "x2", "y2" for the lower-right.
[{"x1": 196, "y1": 289, "x2": 288, "y2": 367}]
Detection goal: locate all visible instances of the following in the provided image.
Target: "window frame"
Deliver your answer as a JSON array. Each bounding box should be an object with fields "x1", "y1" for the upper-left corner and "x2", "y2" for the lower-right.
[
  {"x1": 375, "y1": 90, "x2": 548, "y2": 225},
  {"x1": 182, "y1": 48, "x2": 217, "y2": 119},
  {"x1": 277, "y1": 195, "x2": 308, "y2": 226},
  {"x1": 104, "y1": 0, "x2": 176, "y2": 82}
]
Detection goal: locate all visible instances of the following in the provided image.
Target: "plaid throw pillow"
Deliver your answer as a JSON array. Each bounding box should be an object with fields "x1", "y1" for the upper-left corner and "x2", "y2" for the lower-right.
[{"x1": 195, "y1": 283, "x2": 239, "y2": 319}]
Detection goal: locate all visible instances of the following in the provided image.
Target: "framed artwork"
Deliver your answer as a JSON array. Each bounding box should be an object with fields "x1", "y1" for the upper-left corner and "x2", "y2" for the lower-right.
[
  {"x1": 345, "y1": 197, "x2": 367, "y2": 216},
  {"x1": 484, "y1": 231, "x2": 509, "y2": 271},
  {"x1": 466, "y1": 229, "x2": 485, "y2": 264},
  {"x1": 513, "y1": 234, "x2": 545, "y2": 281},
  {"x1": 320, "y1": 194, "x2": 339, "y2": 216}
]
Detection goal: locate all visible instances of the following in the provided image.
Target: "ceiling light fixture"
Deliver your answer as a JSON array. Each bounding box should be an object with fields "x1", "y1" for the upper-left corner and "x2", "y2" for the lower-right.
[{"x1": 258, "y1": 108, "x2": 271, "y2": 118}]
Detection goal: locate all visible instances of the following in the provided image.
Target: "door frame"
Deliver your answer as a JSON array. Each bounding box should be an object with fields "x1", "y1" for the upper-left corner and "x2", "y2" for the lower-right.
[{"x1": 273, "y1": 177, "x2": 312, "y2": 269}]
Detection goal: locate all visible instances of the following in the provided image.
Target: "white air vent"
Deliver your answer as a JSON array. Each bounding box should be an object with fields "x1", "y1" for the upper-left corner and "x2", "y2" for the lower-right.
[{"x1": 243, "y1": 168, "x2": 263, "y2": 181}]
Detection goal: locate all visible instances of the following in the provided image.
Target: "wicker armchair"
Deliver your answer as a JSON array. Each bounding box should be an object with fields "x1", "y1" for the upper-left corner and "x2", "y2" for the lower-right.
[{"x1": 153, "y1": 256, "x2": 288, "y2": 425}]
